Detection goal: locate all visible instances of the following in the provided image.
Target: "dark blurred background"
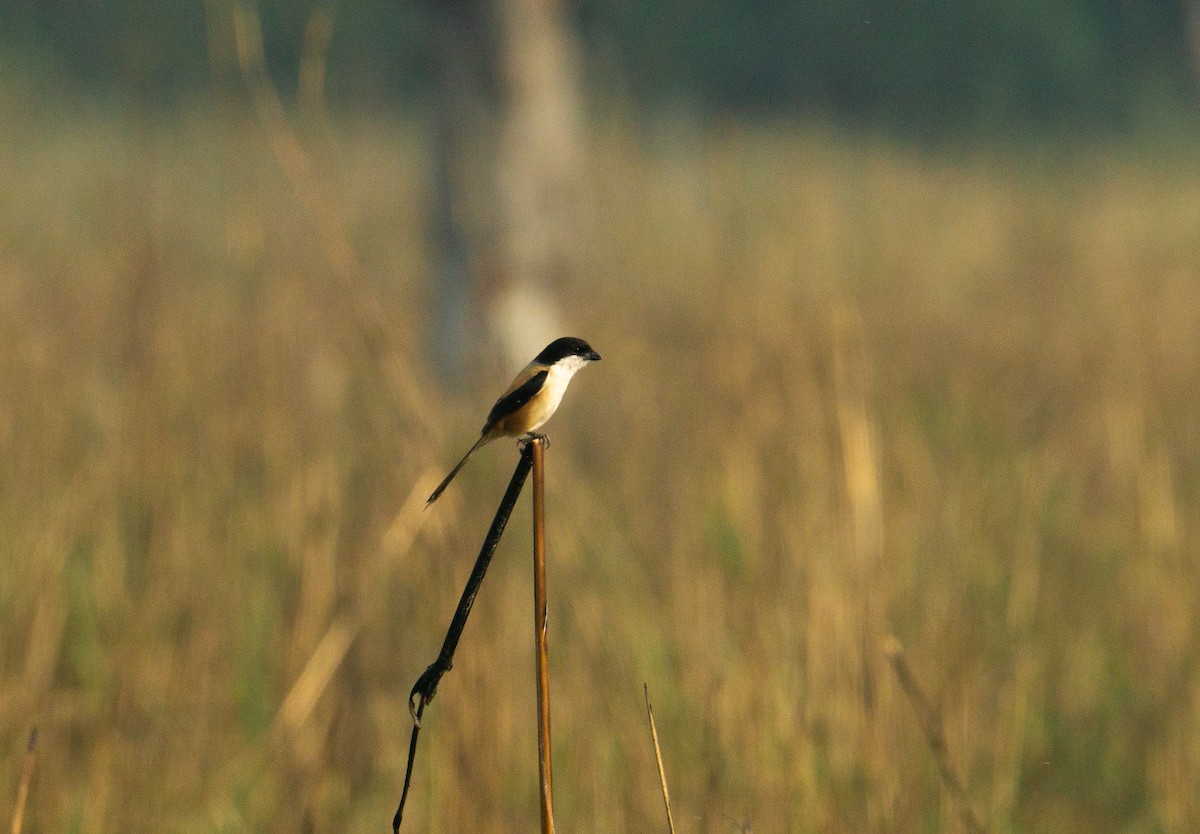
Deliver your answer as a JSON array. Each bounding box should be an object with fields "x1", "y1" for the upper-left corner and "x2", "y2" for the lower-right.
[{"x1": 3, "y1": 0, "x2": 1198, "y2": 137}]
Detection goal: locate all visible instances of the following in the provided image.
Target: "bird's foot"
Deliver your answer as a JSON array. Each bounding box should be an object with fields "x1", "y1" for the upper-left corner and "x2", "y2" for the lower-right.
[{"x1": 520, "y1": 433, "x2": 550, "y2": 451}]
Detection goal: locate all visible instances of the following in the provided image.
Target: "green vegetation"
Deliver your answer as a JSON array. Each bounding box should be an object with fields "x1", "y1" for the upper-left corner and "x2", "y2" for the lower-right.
[
  {"x1": 1, "y1": 92, "x2": 1199, "y2": 832},
  {"x1": 0, "y1": 1, "x2": 1196, "y2": 136}
]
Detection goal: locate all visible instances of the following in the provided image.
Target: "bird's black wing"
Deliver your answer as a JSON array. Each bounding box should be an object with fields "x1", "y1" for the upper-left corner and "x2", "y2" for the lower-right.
[{"x1": 484, "y1": 369, "x2": 548, "y2": 430}]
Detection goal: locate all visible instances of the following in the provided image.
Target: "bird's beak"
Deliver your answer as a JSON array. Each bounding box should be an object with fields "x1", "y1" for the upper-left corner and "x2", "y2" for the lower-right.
[{"x1": 587, "y1": 351, "x2": 601, "y2": 361}]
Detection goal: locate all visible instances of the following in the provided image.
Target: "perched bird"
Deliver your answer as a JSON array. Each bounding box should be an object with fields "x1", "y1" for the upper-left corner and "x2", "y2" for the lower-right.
[{"x1": 427, "y1": 337, "x2": 601, "y2": 505}]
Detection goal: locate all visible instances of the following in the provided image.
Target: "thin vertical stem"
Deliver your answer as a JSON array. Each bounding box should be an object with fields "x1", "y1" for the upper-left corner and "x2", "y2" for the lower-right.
[
  {"x1": 531, "y1": 437, "x2": 556, "y2": 834},
  {"x1": 643, "y1": 685, "x2": 677, "y2": 834}
]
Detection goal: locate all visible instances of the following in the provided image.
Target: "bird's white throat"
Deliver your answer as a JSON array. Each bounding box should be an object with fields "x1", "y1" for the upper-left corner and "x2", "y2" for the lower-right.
[
  {"x1": 555, "y1": 355, "x2": 589, "y2": 377},
  {"x1": 541, "y1": 355, "x2": 589, "y2": 413}
]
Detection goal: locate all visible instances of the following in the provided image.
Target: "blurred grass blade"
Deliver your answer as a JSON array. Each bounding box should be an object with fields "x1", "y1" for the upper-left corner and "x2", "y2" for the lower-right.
[
  {"x1": 10, "y1": 727, "x2": 37, "y2": 834},
  {"x1": 276, "y1": 618, "x2": 358, "y2": 734}
]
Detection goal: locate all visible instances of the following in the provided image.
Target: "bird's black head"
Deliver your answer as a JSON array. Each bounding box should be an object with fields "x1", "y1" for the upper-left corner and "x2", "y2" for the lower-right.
[{"x1": 536, "y1": 337, "x2": 601, "y2": 365}]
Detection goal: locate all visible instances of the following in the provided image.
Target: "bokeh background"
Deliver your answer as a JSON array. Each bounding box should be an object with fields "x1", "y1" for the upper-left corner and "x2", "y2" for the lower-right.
[{"x1": 3, "y1": 2, "x2": 1200, "y2": 832}]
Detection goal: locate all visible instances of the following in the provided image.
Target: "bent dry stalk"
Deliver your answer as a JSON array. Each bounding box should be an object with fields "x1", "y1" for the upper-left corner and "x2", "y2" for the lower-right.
[{"x1": 393, "y1": 446, "x2": 534, "y2": 832}]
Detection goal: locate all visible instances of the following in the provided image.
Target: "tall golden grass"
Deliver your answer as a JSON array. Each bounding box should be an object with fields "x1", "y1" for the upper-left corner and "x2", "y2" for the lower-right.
[{"x1": 1, "y1": 89, "x2": 1199, "y2": 833}]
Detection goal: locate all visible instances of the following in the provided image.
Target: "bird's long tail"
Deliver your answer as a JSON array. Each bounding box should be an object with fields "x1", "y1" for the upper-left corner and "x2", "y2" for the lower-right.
[{"x1": 427, "y1": 434, "x2": 489, "y2": 505}]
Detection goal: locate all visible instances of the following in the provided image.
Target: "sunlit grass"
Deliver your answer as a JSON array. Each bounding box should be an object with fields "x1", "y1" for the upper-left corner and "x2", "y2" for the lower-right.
[{"x1": 1, "y1": 89, "x2": 1199, "y2": 833}]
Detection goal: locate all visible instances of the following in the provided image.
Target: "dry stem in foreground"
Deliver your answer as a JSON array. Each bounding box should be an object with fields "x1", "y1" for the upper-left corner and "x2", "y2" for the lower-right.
[
  {"x1": 643, "y1": 684, "x2": 677, "y2": 834},
  {"x1": 885, "y1": 636, "x2": 988, "y2": 834}
]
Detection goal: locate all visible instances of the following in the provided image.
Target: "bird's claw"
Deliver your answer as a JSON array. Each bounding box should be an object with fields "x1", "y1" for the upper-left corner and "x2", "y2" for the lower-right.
[{"x1": 520, "y1": 433, "x2": 550, "y2": 451}]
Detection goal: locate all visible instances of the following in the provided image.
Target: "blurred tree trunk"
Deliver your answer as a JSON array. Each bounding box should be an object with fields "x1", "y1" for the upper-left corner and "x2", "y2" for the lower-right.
[
  {"x1": 489, "y1": 0, "x2": 583, "y2": 369},
  {"x1": 425, "y1": 0, "x2": 583, "y2": 380}
]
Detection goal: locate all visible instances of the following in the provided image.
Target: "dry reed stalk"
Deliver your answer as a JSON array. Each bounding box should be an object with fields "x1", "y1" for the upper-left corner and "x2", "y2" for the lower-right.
[
  {"x1": 884, "y1": 636, "x2": 988, "y2": 834},
  {"x1": 643, "y1": 684, "x2": 677, "y2": 834},
  {"x1": 531, "y1": 438, "x2": 556, "y2": 833},
  {"x1": 230, "y1": 3, "x2": 359, "y2": 283},
  {"x1": 230, "y1": 1, "x2": 426, "y2": 415},
  {"x1": 298, "y1": 6, "x2": 335, "y2": 117}
]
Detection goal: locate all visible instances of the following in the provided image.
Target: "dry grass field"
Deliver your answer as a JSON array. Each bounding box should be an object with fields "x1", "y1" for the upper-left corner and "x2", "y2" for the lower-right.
[{"x1": 2, "y1": 84, "x2": 1200, "y2": 833}]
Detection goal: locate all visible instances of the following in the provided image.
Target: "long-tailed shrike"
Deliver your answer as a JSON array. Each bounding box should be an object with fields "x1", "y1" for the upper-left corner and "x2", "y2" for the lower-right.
[{"x1": 427, "y1": 337, "x2": 601, "y2": 505}]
